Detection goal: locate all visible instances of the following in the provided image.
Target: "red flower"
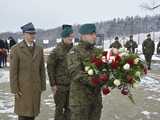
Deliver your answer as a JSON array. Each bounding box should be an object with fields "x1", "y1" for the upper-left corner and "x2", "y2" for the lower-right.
[
  {"x1": 121, "y1": 86, "x2": 129, "y2": 95},
  {"x1": 102, "y1": 87, "x2": 111, "y2": 95},
  {"x1": 127, "y1": 75, "x2": 133, "y2": 84},
  {"x1": 99, "y1": 74, "x2": 109, "y2": 82},
  {"x1": 111, "y1": 61, "x2": 118, "y2": 69},
  {"x1": 127, "y1": 58, "x2": 134, "y2": 66},
  {"x1": 91, "y1": 77, "x2": 100, "y2": 86},
  {"x1": 115, "y1": 55, "x2": 121, "y2": 62},
  {"x1": 121, "y1": 87, "x2": 129, "y2": 95},
  {"x1": 91, "y1": 57, "x2": 103, "y2": 68}
]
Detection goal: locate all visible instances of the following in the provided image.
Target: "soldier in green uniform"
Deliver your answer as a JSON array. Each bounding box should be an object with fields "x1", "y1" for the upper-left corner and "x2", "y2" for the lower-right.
[
  {"x1": 67, "y1": 24, "x2": 102, "y2": 120},
  {"x1": 47, "y1": 25, "x2": 74, "y2": 120},
  {"x1": 157, "y1": 40, "x2": 160, "y2": 55},
  {"x1": 109, "y1": 36, "x2": 122, "y2": 49},
  {"x1": 142, "y1": 34, "x2": 155, "y2": 70},
  {"x1": 124, "y1": 35, "x2": 138, "y2": 53}
]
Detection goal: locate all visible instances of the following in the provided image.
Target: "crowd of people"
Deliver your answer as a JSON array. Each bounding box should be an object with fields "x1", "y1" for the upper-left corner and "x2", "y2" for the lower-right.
[
  {"x1": 0, "y1": 37, "x2": 16, "y2": 68},
  {"x1": 110, "y1": 34, "x2": 156, "y2": 70}
]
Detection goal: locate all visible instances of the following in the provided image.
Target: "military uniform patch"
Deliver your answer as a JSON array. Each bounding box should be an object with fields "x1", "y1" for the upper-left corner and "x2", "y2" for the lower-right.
[{"x1": 69, "y1": 50, "x2": 75, "y2": 54}]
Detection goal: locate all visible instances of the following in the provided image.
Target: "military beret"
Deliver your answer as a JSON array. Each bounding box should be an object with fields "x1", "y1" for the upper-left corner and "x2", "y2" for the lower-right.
[
  {"x1": 115, "y1": 36, "x2": 119, "y2": 40},
  {"x1": 130, "y1": 35, "x2": 133, "y2": 38},
  {"x1": 147, "y1": 34, "x2": 151, "y2": 37},
  {"x1": 79, "y1": 24, "x2": 96, "y2": 35},
  {"x1": 21, "y1": 22, "x2": 36, "y2": 33},
  {"x1": 62, "y1": 24, "x2": 72, "y2": 30},
  {"x1": 61, "y1": 26, "x2": 73, "y2": 38}
]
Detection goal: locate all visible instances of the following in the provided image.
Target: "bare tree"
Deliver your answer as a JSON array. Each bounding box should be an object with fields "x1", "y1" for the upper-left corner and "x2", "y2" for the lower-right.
[{"x1": 140, "y1": 0, "x2": 160, "y2": 11}]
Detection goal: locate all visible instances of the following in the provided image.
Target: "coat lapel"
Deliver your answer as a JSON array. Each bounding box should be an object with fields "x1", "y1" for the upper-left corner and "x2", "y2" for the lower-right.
[
  {"x1": 32, "y1": 45, "x2": 39, "y2": 61},
  {"x1": 19, "y1": 41, "x2": 32, "y2": 57},
  {"x1": 19, "y1": 40, "x2": 40, "y2": 61}
]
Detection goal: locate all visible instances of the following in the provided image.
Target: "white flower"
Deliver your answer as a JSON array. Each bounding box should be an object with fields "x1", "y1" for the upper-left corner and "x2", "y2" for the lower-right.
[
  {"x1": 85, "y1": 66, "x2": 90, "y2": 72},
  {"x1": 134, "y1": 58, "x2": 139, "y2": 64},
  {"x1": 133, "y1": 81, "x2": 140, "y2": 88},
  {"x1": 101, "y1": 56, "x2": 107, "y2": 63},
  {"x1": 88, "y1": 69, "x2": 94, "y2": 76},
  {"x1": 123, "y1": 63, "x2": 130, "y2": 70},
  {"x1": 108, "y1": 60, "x2": 112, "y2": 64},
  {"x1": 113, "y1": 79, "x2": 121, "y2": 86},
  {"x1": 135, "y1": 71, "x2": 141, "y2": 77}
]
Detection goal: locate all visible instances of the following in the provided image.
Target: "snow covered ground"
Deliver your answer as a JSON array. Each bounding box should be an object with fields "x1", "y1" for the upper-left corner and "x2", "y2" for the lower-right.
[{"x1": 0, "y1": 68, "x2": 9, "y2": 83}]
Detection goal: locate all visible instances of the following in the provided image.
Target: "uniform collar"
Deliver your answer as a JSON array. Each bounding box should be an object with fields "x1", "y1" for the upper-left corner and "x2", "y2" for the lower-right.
[
  {"x1": 25, "y1": 40, "x2": 34, "y2": 47},
  {"x1": 60, "y1": 41, "x2": 73, "y2": 51},
  {"x1": 79, "y1": 40, "x2": 95, "y2": 50}
]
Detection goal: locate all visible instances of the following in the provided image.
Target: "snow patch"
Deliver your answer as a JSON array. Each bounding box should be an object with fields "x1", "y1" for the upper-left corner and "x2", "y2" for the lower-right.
[
  {"x1": 140, "y1": 76, "x2": 160, "y2": 93},
  {"x1": 0, "y1": 69, "x2": 9, "y2": 83}
]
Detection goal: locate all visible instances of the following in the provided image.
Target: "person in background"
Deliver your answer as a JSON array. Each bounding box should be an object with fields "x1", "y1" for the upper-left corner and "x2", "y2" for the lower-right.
[
  {"x1": 0, "y1": 39, "x2": 5, "y2": 68},
  {"x1": 109, "y1": 36, "x2": 122, "y2": 49},
  {"x1": 156, "y1": 40, "x2": 160, "y2": 55},
  {"x1": 3, "y1": 40, "x2": 9, "y2": 67},
  {"x1": 142, "y1": 34, "x2": 155, "y2": 70},
  {"x1": 9, "y1": 36, "x2": 17, "y2": 49},
  {"x1": 124, "y1": 35, "x2": 138, "y2": 53}
]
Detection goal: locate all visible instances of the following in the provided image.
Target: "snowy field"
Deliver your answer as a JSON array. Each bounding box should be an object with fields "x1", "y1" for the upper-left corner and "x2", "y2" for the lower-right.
[{"x1": 0, "y1": 63, "x2": 160, "y2": 120}]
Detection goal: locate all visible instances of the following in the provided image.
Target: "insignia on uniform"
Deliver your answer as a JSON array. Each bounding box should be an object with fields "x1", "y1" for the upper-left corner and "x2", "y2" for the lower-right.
[{"x1": 69, "y1": 50, "x2": 75, "y2": 54}]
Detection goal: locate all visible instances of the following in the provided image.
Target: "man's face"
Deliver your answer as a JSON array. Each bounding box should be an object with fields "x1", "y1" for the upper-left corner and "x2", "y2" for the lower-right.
[
  {"x1": 63, "y1": 33, "x2": 74, "y2": 45},
  {"x1": 24, "y1": 32, "x2": 36, "y2": 43},
  {"x1": 147, "y1": 36, "x2": 151, "y2": 39},
  {"x1": 82, "y1": 33, "x2": 96, "y2": 44}
]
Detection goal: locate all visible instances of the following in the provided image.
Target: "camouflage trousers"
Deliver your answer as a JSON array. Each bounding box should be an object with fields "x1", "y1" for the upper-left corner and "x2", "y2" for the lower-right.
[
  {"x1": 144, "y1": 54, "x2": 152, "y2": 69},
  {"x1": 70, "y1": 103, "x2": 102, "y2": 120},
  {"x1": 54, "y1": 90, "x2": 70, "y2": 120}
]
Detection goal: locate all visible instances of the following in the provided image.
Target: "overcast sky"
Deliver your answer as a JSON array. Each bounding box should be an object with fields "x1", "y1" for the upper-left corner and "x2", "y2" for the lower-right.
[{"x1": 0, "y1": 0, "x2": 159, "y2": 32}]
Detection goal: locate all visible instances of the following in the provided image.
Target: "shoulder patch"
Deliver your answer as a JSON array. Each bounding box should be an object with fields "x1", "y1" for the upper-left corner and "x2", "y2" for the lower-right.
[{"x1": 69, "y1": 50, "x2": 75, "y2": 54}]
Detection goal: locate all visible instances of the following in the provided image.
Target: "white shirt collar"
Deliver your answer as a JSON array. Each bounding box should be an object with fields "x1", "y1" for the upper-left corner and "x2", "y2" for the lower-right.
[{"x1": 25, "y1": 41, "x2": 34, "y2": 47}]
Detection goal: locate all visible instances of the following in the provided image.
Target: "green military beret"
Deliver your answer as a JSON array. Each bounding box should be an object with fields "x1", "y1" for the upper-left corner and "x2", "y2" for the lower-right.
[
  {"x1": 61, "y1": 26, "x2": 73, "y2": 38},
  {"x1": 130, "y1": 35, "x2": 133, "y2": 38},
  {"x1": 79, "y1": 23, "x2": 96, "y2": 35},
  {"x1": 147, "y1": 34, "x2": 151, "y2": 37},
  {"x1": 62, "y1": 24, "x2": 72, "y2": 30},
  {"x1": 115, "y1": 36, "x2": 119, "y2": 40}
]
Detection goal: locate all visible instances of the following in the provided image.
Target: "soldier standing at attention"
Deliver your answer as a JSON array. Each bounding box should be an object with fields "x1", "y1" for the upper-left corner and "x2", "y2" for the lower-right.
[
  {"x1": 142, "y1": 34, "x2": 155, "y2": 70},
  {"x1": 109, "y1": 36, "x2": 122, "y2": 49},
  {"x1": 10, "y1": 22, "x2": 46, "y2": 120},
  {"x1": 67, "y1": 24, "x2": 103, "y2": 120},
  {"x1": 47, "y1": 24, "x2": 74, "y2": 120},
  {"x1": 124, "y1": 35, "x2": 138, "y2": 53}
]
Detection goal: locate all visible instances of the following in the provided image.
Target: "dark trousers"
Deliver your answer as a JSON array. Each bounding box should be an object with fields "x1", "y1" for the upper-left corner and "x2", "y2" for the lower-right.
[
  {"x1": 0, "y1": 55, "x2": 2, "y2": 67},
  {"x1": 18, "y1": 116, "x2": 35, "y2": 120},
  {"x1": 144, "y1": 54, "x2": 152, "y2": 69},
  {"x1": 54, "y1": 90, "x2": 70, "y2": 120}
]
